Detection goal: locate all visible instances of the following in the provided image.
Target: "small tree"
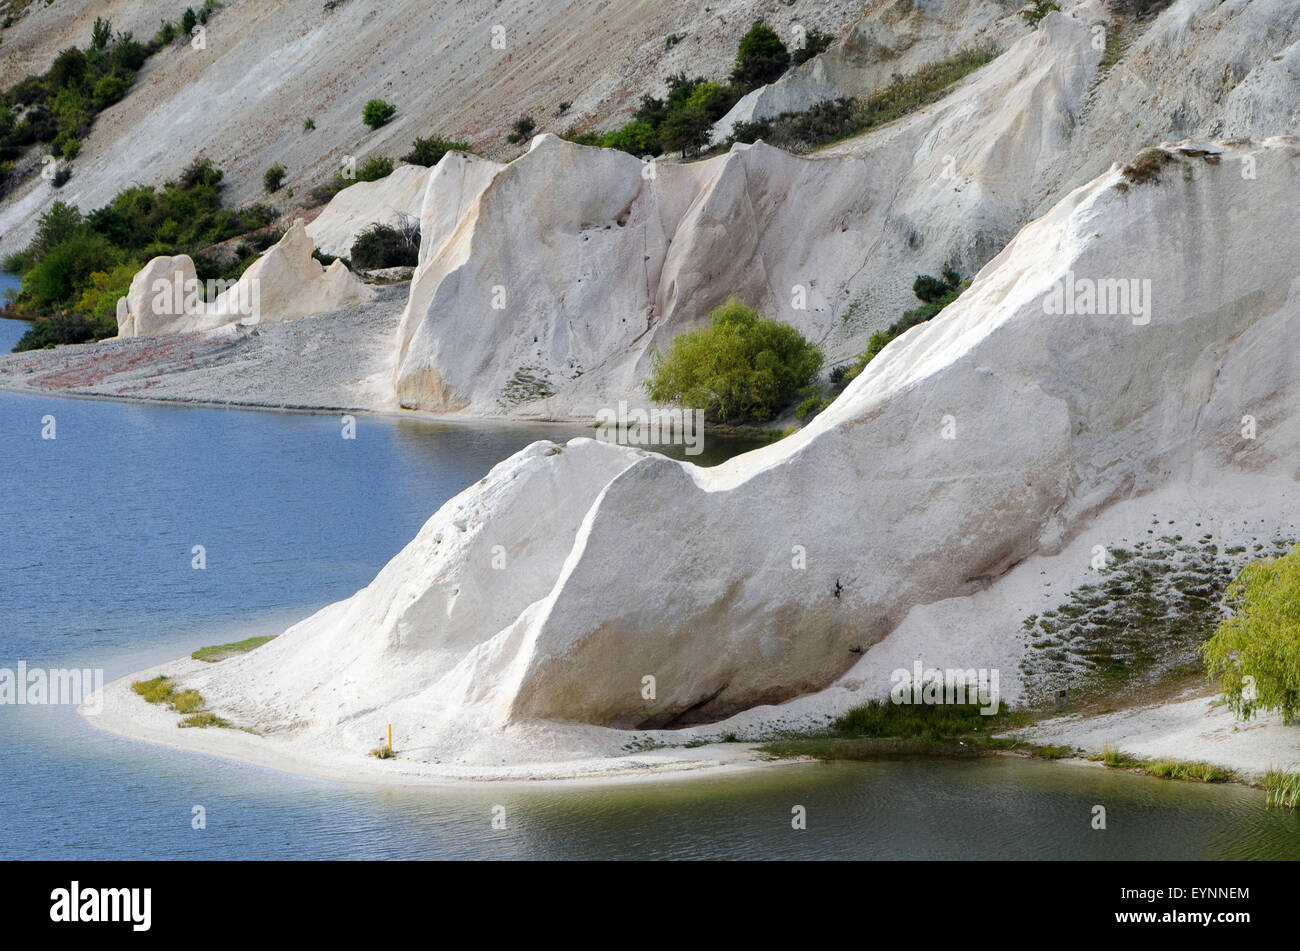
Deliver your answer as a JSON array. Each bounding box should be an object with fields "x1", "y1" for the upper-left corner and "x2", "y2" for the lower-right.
[
  {"x1": 180, "y1": 7, "x2": 198, "y2": 36},
  {"x1": 263, "y1": 164, "x2": 286, "y2": 192},
  {"x1": 1201, "y1": 548, "x2": 1300, "y2": 723},
  {"x1": 362, "y1": 98, "x2": 397, "y2": 129},
  {"x1": 658, "y1": 104, "x2": 711, "y2": 156},
  {"x1": 731, "y1": 21, "x2": 790, "y2": 91},
  {"x1": 646, "y1": 297, "x2": 823, "y2": 423}
]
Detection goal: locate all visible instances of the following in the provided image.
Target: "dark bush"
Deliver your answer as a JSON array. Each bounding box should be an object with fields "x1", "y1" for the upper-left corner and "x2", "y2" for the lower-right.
[
  {"x1": 402, "y1": 136, "x2": 471, "y2": 167},
  {"x1": 793, "y1": 29, "x2": 834, "y2": 66},
  {"x1": 731, "y1": 22, "x2": 789, "y2": 92},
  {"x1": 263, "y1": 164, "x2": 286, "y2": 192},
  {"x1": 506, "y1": 115, "x2": 536, "y2": 144},
  {"x1": 350, "y1": 223, "x2": 418, "y2": 269}
]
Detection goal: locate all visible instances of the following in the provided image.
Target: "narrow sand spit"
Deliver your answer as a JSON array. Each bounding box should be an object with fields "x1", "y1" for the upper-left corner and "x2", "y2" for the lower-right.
[{"x1": 81, "y1": 657, "x2": 788, "y2": 789}]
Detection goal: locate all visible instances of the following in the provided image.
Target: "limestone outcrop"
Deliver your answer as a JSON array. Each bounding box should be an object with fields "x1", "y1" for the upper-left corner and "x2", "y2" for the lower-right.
[
  {"x1": 394, "y1": 11, "x2": 1104, "y2": 416},
  {"x1": 192, "y1": 137, "x2": 1300, "y2": 764},
  {"x1": 115, "y1": 219, "x2": 374, "y2": 339},
  {"x1": 305, "y1": 164, "x2": 433, "y2": 258}
]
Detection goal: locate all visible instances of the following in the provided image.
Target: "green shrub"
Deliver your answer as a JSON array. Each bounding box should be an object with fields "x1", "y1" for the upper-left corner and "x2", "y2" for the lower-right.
[
  {"x1": 263, "y1": 163, "x2": 286, "y2": 192},
  {"x1": 54, "y1": 132, "x2": 81, "y2": 158},
  {"x1": 356, "y1": 155, "x2": 393, "y2": 182},
  {"x1": 560, "y1": 126, "x2": 601, "y2": 146},
  {"x1": 90, "y1": 71, "x2": 133, "y2": 109},
  {"x1": 731, "y1": 21, "x2": 789, "y2": 92},
  {"x1": 22, "y1": 231, "x2": 122, "y2": 311},
  {"x1": 154, "y1": 20, "x2": 178, "y2": 47},
  {"x1": 730, "y1": 47, "x2": 997, "y2": 152},
  {"x1": 598, "y1": 119, "x2": 659, "y2": 155},
  {"x1": 645, "y1": 297, "x2": 823, "y2": 423},
  {"x1": 840, "y1": 269, "x2": 966, "y2": 383},
  {"x1": 1201, "y1": 546, "x2": 1300, "y2": 723},
  {"x1": 795, "y1": 393, "x2": 833, "y2": 422},
  {"x1": 180, "y1": 7, "x2": 198, "y2": 35},
  {"x1": 362, "y1": 98, "x2": 396, "y2": 128},
  {"x1": 350, "y1": 222, "x2": 417, "y2": 269},
  {"x1": 402, "y1": 135, "x2": 471, "y2": 166}
]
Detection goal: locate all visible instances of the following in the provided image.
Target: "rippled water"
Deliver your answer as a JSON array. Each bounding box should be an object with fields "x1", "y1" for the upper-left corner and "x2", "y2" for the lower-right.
[{"x1": 1, "y1": 388, "x2": 1297, "y2": 859}]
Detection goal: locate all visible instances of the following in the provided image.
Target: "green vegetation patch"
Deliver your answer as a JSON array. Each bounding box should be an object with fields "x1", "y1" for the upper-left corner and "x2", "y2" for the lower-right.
[
  {"x1": 562, "y1": 21, "x2": 837, "y2": 158},
  {"x1": 1264, "y1": 768, "x2": 1300, "y2": 809},
  {"x1": 1017, "y1": 534, "x2": 1274, "y2": 707},
  {"x1": 645, "y1": 297, "x2": 823, "y2": 424},
  {"x1": 191, "y1": 634, "x2": 277, "y2": 663},
  {"x1": 7, "y1": 159, "x2": 276, "y2": 350},
  {"x1": 757, "y1": 699, "x2": 1045, "y2": 762},
  {"x1": 729, "y1": 46, "x2": 998, "y2": 153},
  {"x1": 1099, "y1": 745, "x2": 1235, "y2": 783},
  {"x1": 131, "y1": 675, "x2": 229, "y2": 727},
  {"x1": 796, "y1": 270, "x2": 966, "y2": 425},
  {"x1": 1201, "y1": 544, "x2": 1300, "y2": 723}
]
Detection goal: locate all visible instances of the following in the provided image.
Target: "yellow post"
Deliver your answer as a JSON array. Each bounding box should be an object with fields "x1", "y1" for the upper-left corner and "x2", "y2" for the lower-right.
[{"x1": 387, "y1": 723, "x2": 392, "y2": 753}]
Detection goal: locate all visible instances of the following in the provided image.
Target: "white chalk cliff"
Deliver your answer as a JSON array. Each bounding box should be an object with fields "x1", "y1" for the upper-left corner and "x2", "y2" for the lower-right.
[
  {"x1": 115, "y1": 219, "x2": 374, "y2": 338},
  {"x1": 304, "y1": 164, "x2": 432, "y2": 259},
  {"x1": 394, "y1": 10, "x2": 1105, "y2": 416},
  {"x1": 190, "y1": 136, "x2": 1300, "y2": 767}
]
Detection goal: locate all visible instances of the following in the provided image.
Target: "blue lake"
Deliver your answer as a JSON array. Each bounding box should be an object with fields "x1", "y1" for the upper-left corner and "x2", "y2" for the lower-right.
[{"x1": 1, "y1": 388, "x2": 1298, "y2": 859}]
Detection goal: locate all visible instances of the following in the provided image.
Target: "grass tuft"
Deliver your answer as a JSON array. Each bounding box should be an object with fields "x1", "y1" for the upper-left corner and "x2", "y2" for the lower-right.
[
  {"x1": 1265, "y1": 768, "x2": 1300, "y2": 808},
  {"x1": 131, "y1": 675, "x2": 229, "y2": 726},
  {"x1": 180, "y1": 712, "x2": 231, "y2": 729},
  {"x1": 192, "y1": 635, "x2": 277, "y2": 663},
  {"x1": 1099, "y1": 745, "x2": 1234, "y2": 782}
]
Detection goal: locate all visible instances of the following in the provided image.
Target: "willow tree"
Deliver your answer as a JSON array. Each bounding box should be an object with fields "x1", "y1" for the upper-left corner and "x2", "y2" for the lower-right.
[{"x1": 1201, "y1": 547, "x2": 1300, "y2": 723}]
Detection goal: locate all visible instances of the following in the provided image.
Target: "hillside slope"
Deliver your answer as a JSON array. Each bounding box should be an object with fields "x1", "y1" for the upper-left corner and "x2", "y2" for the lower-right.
[{"x1": 0, "y1": 0, "x2": 869, "y2": 255}]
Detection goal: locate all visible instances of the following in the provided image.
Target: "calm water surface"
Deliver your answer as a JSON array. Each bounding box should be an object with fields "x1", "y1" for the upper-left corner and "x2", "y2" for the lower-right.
[{"x1": 1, "y1": 388, "x2": 1298, "y2": 859}]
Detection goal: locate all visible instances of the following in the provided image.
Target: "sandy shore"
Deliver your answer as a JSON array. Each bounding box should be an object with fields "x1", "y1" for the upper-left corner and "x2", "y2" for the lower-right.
[
  {"x1": 81, "y1": 655, "x2": 790, "y2": 789},
  {"x1": 1010, "y1": 687, "x2": 1300, "y2": 778}
]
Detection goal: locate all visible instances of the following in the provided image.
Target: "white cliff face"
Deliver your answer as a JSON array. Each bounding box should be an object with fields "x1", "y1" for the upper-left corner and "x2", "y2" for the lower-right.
[
  {"x1": 304, "y1": 164, "x2": 433, "y2": 258},
  {"x1": 393, "y1": 11, "x2": 1104, "y2": 416},
  {"x1": 115, "y1": 219, "x2": 374, "y2": 338},
  {"x1": 192, "y1": 138, "x2": 1300, "y2": 765}
]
